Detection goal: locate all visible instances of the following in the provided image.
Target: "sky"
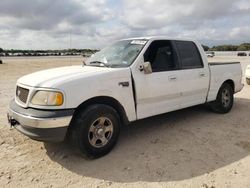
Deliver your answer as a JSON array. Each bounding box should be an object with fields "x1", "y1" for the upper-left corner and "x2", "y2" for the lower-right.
[{"x1": 0, "y1": 0, "x2": 249, "y2": 50}]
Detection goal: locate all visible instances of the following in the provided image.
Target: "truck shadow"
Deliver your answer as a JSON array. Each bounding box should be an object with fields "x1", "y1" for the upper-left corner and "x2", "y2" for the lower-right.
[{"x1": 44, "y1": 98, "x2": 250, "y2": 183}]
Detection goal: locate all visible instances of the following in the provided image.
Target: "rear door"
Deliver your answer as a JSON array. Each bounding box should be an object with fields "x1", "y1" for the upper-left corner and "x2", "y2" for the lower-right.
[
  {"x1": 132, "y1": 40, "x2": 182, "y2": 119},
  {"x1": 174, "y1": 40, "x2": 209, "y2": 108}
]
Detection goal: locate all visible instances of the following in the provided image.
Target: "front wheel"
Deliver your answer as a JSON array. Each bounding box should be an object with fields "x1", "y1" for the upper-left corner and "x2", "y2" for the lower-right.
[
  {"x1": 210, "y1": 83, "x2": 234, "y2": 114},
  {"x1": 71, "y1": 104, "x2": 120, "y2": 158}
]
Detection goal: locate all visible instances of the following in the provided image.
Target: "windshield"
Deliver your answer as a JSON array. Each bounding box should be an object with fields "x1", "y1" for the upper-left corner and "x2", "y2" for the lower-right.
[{"x1": 86, "y1": 39, "x2": 148, "y2": 68}]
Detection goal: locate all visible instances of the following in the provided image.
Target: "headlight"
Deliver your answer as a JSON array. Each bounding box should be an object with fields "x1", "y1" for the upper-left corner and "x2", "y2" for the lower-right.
[{"x1": 31, "y1": 91, "x2": 64, "y2": 106}]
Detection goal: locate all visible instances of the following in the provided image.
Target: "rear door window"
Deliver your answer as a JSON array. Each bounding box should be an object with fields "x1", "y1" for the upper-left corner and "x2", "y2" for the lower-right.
[{"x1": 175, "y1": 41, "x2": 203, "y2": 69}]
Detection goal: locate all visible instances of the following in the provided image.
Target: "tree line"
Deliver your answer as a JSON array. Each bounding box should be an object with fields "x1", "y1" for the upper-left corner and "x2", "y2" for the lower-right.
[
  {"x1": 202, "y1": 43, "x2": 250, "y2": 51},
  {"x1": 0, "y1": 48, "x2": 99, "y2": 57}
]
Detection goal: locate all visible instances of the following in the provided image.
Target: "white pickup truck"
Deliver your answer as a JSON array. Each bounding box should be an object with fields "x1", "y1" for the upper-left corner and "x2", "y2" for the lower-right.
[{"x1": 8, "y1": 37, "x2": 243, "y2": 158}]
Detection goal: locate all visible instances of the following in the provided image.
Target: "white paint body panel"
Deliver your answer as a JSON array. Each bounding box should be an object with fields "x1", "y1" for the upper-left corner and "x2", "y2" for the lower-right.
[
  {"x1": 207, "y1": 63, "x2": 243, "y2": 102},
  {"x1": 17, "y1": 66, "x2": 136, "y2": 121},
  {"x1": 132, "y1": 68, "x2": 183, "y2": 119},
  {"x1": 178, "y1": 68, "x2": 210, "y2": 108},
  {"x1": 15, "y1": 36, "x2": 243, "y2": 123},
  {"x1": 246, "y1": 65, "x2": 250, "y2": 79}
]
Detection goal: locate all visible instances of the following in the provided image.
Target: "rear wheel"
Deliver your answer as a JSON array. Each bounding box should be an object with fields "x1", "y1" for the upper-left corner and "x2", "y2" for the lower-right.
[
  {"x1": 210, "y1": 83, "x2": 234, "y2": 114},
  {"x1": 71, "y1": 104, "x2": 120, "y2": 158}
]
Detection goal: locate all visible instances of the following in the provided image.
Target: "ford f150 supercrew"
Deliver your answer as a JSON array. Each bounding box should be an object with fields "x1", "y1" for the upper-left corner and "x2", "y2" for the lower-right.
[{"x1": 7, "y1": 37, "x2": 243, "y2": 158}]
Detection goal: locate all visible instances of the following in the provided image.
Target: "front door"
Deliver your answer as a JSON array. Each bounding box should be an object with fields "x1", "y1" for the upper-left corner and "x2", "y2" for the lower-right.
[{"x1": 132, "y1": 40, "x2": 182, "y2": 119}]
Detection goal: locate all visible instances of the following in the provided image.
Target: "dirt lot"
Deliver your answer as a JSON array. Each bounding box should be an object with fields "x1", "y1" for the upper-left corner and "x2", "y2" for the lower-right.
[{"x1": 0, "y1": 56, "x2": 250, "y2": 188}]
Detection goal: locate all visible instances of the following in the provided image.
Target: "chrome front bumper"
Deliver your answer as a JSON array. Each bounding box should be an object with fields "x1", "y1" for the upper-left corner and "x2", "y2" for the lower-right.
[
  {"x1": 7, "y1": 99, "x2": 74, "y2": 142},
  {"x1": 8, "y1": 108, "x2": 72, "y2": 129}
]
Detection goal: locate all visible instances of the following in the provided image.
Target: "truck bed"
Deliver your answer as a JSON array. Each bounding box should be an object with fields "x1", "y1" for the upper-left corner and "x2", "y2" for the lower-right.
[{"x1": 206, "y1": 61, "x2": 242, "y2": 102}]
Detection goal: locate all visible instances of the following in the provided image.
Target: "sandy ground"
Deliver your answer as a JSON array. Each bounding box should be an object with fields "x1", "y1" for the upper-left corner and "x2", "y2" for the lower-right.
[{"x1": 0, "y1": 56, "x2": 250, "y2": 188}]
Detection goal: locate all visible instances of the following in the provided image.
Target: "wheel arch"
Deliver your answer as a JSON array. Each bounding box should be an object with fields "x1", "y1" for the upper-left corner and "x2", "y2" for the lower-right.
[
  {"x1": 213, "y1": 79, "x2": 235, "y2": 100},
  {"x1": 209, "y1": 79, "x2": 235, "y2": 114},
  {"x1": 70, "y1": 96, "x2": 129, "y2": 128}
]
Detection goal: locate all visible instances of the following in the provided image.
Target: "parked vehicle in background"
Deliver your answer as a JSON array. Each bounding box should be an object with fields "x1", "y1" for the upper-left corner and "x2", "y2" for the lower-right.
[
  {"x1": 237, "y1": 52, "x2": 247, "y2": 56},
  {"x1": 7, "y1": 37, "x2": 244, "y2": 158},
  {"x1": 246, "y1": 65, "x2": 250, "y2": 85},
  {"x1": 206, "y1": 51, "x2": 215, "y2": 58}
]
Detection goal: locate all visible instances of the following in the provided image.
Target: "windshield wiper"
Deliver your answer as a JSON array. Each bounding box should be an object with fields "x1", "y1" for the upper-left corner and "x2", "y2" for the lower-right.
[{"x1": 89, "y1": 61, "x2": 110, "y2": 67}]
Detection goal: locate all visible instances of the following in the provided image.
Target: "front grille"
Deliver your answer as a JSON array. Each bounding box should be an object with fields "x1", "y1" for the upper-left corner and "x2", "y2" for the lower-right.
[{"x1": 16, "y1": 86, "x2": 29, "y2": 104}]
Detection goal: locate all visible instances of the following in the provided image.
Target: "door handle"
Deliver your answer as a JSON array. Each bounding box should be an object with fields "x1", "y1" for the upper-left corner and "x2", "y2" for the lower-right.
[
  {"x1": 199, "y1": 73, "x2": 206, "y2": 77},
  {"x1": 169, "y1": 76, "x2": 177, "y2": 81}
]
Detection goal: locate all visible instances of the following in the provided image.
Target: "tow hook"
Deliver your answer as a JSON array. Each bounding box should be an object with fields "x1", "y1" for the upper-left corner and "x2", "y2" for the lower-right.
[{"x1": 7, "y1": 113, "x2": 18, "y2": 127}]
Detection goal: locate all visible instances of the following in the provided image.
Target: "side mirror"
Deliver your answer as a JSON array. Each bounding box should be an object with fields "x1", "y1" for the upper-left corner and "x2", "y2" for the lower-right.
[{"x1": 139, "y1": 62, "x2": 152, "y2": 74}]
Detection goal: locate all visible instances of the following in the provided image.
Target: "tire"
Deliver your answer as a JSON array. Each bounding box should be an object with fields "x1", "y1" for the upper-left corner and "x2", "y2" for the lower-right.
[
  {"x1": 210, "y1": 83, "x2": 234, "y2": 114},
  {"x1": 246, "y1": 78, "x2": 250, "y2": 85},
  {"x1": 71, "y1": 104, "x2": 120, "y2": 158}
]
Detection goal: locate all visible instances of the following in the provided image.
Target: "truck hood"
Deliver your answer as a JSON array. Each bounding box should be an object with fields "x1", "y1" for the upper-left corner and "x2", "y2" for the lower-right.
[{"x1": 17, "y1": 65, "x2": 125, "y2": 88}]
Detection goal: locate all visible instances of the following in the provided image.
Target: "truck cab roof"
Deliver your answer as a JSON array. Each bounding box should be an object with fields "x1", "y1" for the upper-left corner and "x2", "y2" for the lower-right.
[{"x1": 120, "y1": 36, "x2": 196, "y2": 42}]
